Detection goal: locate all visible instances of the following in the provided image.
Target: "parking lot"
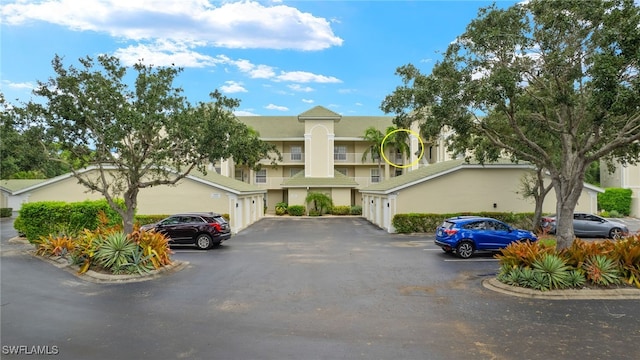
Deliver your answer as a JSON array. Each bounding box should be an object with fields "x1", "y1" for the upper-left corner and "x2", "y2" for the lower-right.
[{"x1": 1, "y1": 217, "x2": 639, "y2": 359}]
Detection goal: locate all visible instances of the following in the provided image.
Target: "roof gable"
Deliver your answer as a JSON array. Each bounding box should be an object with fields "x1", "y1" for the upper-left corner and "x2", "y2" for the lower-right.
[
  {"x1": 281, "y1": 170, "x2": 358, "y2": 188},
  {"x1": 298, "y1": 106, "x2": 342, "y2": 119}
]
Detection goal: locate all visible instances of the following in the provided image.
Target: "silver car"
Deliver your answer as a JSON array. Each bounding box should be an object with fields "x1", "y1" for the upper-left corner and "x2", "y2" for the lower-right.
[{"x1": 541, "y1": 212, "x2": 629, "y2": 239}]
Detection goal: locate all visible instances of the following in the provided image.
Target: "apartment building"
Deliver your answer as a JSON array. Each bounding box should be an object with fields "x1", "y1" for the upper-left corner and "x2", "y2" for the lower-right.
[{"x1": 217, "y1": 106, "x2": 449, "y2": 212}]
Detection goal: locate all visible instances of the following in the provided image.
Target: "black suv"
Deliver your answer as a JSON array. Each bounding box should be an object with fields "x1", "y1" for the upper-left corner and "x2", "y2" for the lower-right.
[{"x1": 140, "y1": 212, "x2": 231, "y2": 249}]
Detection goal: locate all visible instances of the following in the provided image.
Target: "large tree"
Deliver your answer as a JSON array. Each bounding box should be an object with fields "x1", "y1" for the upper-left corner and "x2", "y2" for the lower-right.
[
  {"x1": 27, "y1": 54, "x2": 278, "y2": 233},
  {"x1": 381, "y1": 0, "x2": 640, "y2": 249},
  {"x1": 0, "y1": 94, "x2": 71, "y2": 179}
]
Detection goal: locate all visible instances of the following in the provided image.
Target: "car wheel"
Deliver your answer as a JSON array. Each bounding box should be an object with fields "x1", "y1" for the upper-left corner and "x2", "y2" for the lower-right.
[
  {"x1": 456, "y1": 241, "x2": 474, "y2": 259},
  {"x1": 195, "y1": 234, "x2": 213, "y2": 250},
  {"x1": 609, "y1": 228, "x2": 624, "y2": 240}
]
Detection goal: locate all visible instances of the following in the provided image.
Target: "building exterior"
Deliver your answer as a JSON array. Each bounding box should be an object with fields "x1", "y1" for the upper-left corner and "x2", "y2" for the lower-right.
[
  {"x1": 221, "y1": 106, "x2": 450, "y2": 212},
  {"x1": 600, "y1": 163, "x2": 640, "y2": 217},
  {"x1": 1, "y1": 105, "x2": 605, "y2": 234}
]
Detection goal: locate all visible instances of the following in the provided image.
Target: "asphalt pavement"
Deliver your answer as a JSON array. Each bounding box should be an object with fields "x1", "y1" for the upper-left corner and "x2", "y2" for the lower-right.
[{"x1": 1, "y1": 216, "x2": 639, "y2": 360}]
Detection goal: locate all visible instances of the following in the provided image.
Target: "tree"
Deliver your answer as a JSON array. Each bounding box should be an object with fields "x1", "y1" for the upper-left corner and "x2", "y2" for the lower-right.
[
  {"x1": 381, "y1": 0, "x2": 640, "y2": 249},
  {"x1": 0, "y1": 94, "x2": 71, "y2": 179},
  {"x1": 517, "y1": 168, "x2": 553, "y2": 232},
  {"x1": 361, "y1": 125, "x2": 412, "y2": 178},
  {"x1": 27, "y1": 54, "x2": 278, "y2": 234},
  {"x1": 305, "y1": 192, "x2": 333, "y2": 215}
]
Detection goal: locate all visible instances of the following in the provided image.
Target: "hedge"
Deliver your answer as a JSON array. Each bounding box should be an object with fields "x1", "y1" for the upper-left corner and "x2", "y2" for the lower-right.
[
  {"x1": 0, "y1": 208, "x2": 12, "y2": 217},
  {"x1": 598, "y1": 188, "x2": 632, "y2": 216},
  {"x1": 287, "y1": 205, "x2": 306, "y2": 216},
  {"x1": 15, "y1": 199, "x2": 124, "y2": 243},
  {"x1": 331, "y1": 205, "x2": 351, "y2": 215},
  {"x1": 392, "y1": 212, "x2": 536, "y2": 233}
]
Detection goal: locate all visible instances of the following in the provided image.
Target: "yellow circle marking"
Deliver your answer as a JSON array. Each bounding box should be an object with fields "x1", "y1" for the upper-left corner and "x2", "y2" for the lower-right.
[{"x1": 380, "y1": 128, "x2": 424, "y2": 169}]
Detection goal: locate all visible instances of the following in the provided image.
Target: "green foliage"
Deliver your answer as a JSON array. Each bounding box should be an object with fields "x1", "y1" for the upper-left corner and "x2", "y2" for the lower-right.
[
  {"x1": 531, "y1": 254, "x2": 571, "y2": 290},
  {"x1": 287, "y1": 205, "x2": 306, "y2": 216},
  {"x1": 275, "y1": 202, "x2": 288, "y2": 216},
  {"x1": 16, "y1": 200, "x2": 123, "y2": 242},
  {"x1": 130, "y1": 226, "x2": 173, "y2": 269},
  {"x1": 381, "y1": 0, "x2": 640, "y2": 250},
  {"x1": 134, "y1": 214, "x2": 170, "y2": 226},
  {"x1": 609, "y1": 235, "x2": 640, "y2": 287},
  {"x1": 567, "y1": 270, "x2": 587, "y2": 288},
  {"x1": 598, "y1": 188, "x2": 633, "y2": 216},
  {"x1": 392, "y1": 212, "x2": 535, "y2": 233},
  {"x1": 350, "y1": 205, "x2": 362, "y2": 215},
  {"x1": 36, "y1": 235, "x2": 76, "y2": 257},
  {"x1": 95, "y1": 232, "x2": 138, "y2": 274},
  {"x1": 583, "y1": 255, "x2": 621, "y2": 287},
  {"x1": 22, "y1": 54, "x2": 278, "y2": 234},
  {"x1": 305, "y1": 192, "x2": 333, "y2": 215},
  {"x1": 0, "y1": 208, "x2": 12, "y2": 217},
  {"x1": 331, "y1": 205, "x2": 351, "y2": 215}
]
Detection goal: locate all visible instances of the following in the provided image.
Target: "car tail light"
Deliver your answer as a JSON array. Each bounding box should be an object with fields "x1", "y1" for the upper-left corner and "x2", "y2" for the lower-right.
[
  {"x1": 444, "y1": 229, "x2": 458, "y2": 236},
  {"x1": 209, "y1": 223, "x2": 221, "y2": 232}
]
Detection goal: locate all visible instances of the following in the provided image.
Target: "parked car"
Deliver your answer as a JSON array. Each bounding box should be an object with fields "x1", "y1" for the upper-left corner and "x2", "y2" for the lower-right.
[
  {"x1": 540, "y1": 212, "x2": 628, "y2": 239},
  {"x1": 140, "y1": 212, "x2": 231, "y2": 249},
  {"x1": 435, "y1": 216, "x2": 537, "y2": 259}
]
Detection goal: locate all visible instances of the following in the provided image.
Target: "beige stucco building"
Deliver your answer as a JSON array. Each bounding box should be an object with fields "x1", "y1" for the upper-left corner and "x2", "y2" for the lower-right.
[{"x1": 1, "y1": 105, "x2": 604, "y2": 233}]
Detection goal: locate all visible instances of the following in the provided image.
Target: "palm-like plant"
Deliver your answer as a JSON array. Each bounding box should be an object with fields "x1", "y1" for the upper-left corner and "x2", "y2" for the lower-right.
[
  {"x1": 305, "y1": 192, "x2": 333, "y2": 215},
  {"x1": 361, "y1": 126, "x2": 385, "y2": 173}
]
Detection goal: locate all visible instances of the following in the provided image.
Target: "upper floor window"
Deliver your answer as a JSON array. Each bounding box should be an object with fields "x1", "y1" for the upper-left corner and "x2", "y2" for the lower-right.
[
  {"x1": 290, "y1": 168, "x2": 303, "y2": 177},
  {"x1": 255, "y1": 169, "x2": 267, "y2": 184},
  {"x1": 290, "y1": 146, "x2": 302, "y2": 161},
  {"x1": 371, "y1": 168, "x2": 381, "y2": 183},
  {"x1": 334, "y1": 145, "x2": 347, "y2": 161}
]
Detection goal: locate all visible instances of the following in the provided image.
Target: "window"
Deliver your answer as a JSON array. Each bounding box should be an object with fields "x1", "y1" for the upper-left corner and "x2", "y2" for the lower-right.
[
  {"x1": 334, "y1": 145, "x2": 347, "y2": 161},
  {"x1": 335, "y1": 168, "x2": 348, "y2": 176},
  {"x1": 255, "y1": 169, "x2": 267, "y2": 184},
  {"x1": 290, "y1": 168, "x2": 303, "y2": 177},
  {"x1": 371, "y1": 168, "x2": 380, "y2": 183},
  {"x1": 290, "y1": 146, "x2": 302, "y2": 161},
  {"x1": 235, "y1": 169, "x2": 244, "y2": 181}
]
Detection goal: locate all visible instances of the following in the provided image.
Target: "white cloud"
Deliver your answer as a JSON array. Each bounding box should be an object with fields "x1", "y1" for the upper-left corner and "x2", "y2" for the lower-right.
[
  {"x1": 302, "y1": 99, "x2": 314, "y2": 104},
  {"x1": 275, "y1": 71, "x2": 341, "y2": 83},
  {"x1": 219, "y1": 80, "x2": 247, "y2": 94},
  {"x1": 2, "y1": 80, "x2": 34, "y2": 90},
  {"x1": 265, "y1": 104, "x2": 288, "y2": 111},
  {"x1": 234, "y1": 109, "x2": 260, "y2": 116},
  {"x1": 288, "y1": 84, "x2": 314, "y2": 92},
  {"x1": 1, "y1": 0, "x2": 343, "y2": 50},
  {"x1": 112, "y1": 40, "x2": 224, "y2": 67}
]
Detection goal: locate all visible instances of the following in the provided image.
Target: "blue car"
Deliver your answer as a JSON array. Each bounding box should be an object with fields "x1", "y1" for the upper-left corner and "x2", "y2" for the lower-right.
[{"x1": 435, "y1": 216, "x2": 537, "y2": 259}]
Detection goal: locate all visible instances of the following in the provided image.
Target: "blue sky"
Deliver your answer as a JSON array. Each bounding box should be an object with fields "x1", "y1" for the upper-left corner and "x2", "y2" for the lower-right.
[{"x1": 1, "y1": 0, "x2": 518, "y2": 116}]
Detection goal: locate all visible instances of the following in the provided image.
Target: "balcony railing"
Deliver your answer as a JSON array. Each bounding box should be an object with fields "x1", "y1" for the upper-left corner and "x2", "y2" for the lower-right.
[
  {"x1": 250, "y1": 176, "x2": 383, "y2": 189},
  {"x1": 256, "y1": 152, "x2": 406, "y2": 165}
]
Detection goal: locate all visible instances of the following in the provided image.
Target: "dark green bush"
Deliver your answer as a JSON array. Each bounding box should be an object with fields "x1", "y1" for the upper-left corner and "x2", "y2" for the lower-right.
[
  {"x1": 598, "y1": 188, "x2": 632, "y2": 216},
  {"x1": 287, "y1": 205, "x2": 306, "y2": 216},
  {"x1": 392, "y1": 212, "x2": 536, "y2": 233},
  {"x1": 0, "y1": 208, "x2": 12, "y2": 217},
  {"x1": 134, "y1": 214, "x2": 170, "y2": 226},
  {"x1": 331, "y1": 205, "x2": 351, "y2": 215},
  {"x1": 16, "y1": 199, "x2": 123, "y2": 243},
  {"x1": 350, "y1": 205, "x2": 362, "y2": 215},
  {"x1": 275, "y1": 202, "x2": 288, "y2": 215}
]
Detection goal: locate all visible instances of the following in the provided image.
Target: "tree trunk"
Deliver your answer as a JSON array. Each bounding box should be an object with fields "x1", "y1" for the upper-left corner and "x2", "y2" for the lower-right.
[
  {"x1": 122, "y1": 187, "x2": 139, "y2": 235},
  {"x1": 551, "y1": 173, "x2": 585, "y2": 250}
]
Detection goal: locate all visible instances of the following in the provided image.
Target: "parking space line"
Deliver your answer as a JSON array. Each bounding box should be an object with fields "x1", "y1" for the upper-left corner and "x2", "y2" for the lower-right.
[{"x1": 443, "y1": 258, "x2": 499, "y2": 262}]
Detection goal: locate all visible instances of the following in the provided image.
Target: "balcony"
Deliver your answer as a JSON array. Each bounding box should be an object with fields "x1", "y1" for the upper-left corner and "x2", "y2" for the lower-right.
[{"x1": 251, "y1": 176, "x2": 382, "y2": 189}]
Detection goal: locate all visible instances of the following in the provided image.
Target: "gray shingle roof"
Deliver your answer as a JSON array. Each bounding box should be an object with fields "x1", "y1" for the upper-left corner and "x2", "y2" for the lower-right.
[
  {"x1": 298, "y1": 106, "x2": 342, "y2": 118},
  {"x1": 188, "y1": 170, "x2": 266, "y2": 194}
]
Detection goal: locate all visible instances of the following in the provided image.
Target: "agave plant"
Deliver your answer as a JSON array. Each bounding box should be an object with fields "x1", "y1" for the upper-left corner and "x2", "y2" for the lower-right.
[
  {"x1": 567, "y1": 269, "x2": 587, "y2": 288},
  {"x1": 583, "y1": 255, "x2": 621, "y2": 287},
  {"x1": 121, "y1": 247, "x2": 155, "y2": 275},
  {"x1": 532, "y1": 254, "x2": 572, "y2": 290},
  {"x1": 95, "y1": 232, "x2": 138, "y2": 273}
]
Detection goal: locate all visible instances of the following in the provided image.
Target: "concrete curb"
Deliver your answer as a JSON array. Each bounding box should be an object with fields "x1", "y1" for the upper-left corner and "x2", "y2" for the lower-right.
[{"x1": 483, "y1": 277, "x2": 640, "y2": 300}]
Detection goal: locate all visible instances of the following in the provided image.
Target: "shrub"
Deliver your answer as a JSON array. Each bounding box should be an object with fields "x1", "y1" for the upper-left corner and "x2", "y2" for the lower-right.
[
  {"x1": 495, "y1": 240, "x2": 554, "y2": 268},
  {"x1": 531, "y1": 254, "x2": 572, "y2": 290},
  {"x1": 36, "y1": 235, "x2": 76, "y2": 257},
  {"x1": 598, "y1": 188, "x2": 632, "y2": 216},
  {"x1": 130, "y1": 227, "x2": 173, "y2": 269},
  {"x1": 95, "y1": 232, "x2": 138, "y2": 274},
  {"x1": 287, "y1": 205, "x2": 306, "y2": 216},
  {"x1": 16, "y1": 200, "x2": 123, "y2": 242},
  {"x1": 609, "y1": 235, "x2": 640, "y2": 287},
  {"x1": 275, "y1": 202, "x2": 288, "y2": 215},
  {"x1": 583, "y1": 255, "x2": 620, "y2": 286},
  {"x1": 305, "y1": 192, "x2": 333, "y2": 215},
  {"x1": 392, "y1": 212, "x2": 536, "y2": 233},
  {"x1": 331, "y1": 205, "x2": 351, "y2": 215},
  {"x1": 135, "y1": 214, "x2": 169, "y2": 226},
  {"x1": 0, "y1": 208, "x2": 12, "y2": 217},
  {"x1": 350, "y1": 205, "x2": 362, "y2": 215}
]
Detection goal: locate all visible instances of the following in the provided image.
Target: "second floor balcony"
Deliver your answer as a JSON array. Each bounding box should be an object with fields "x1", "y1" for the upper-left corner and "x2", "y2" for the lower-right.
[{"x1": 258, "y1": 152, "x2": 406, "y2": 166}]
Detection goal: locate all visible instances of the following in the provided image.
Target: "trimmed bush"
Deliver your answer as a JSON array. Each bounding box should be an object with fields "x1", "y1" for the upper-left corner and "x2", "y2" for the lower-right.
[
  {"x1": 392, "y1": 212, "x2": 536, "y2": 233},
  {"x1": 275, "y1": 202, "x2": 288, "y2": 215},
  {"x1": 331, "y1": 205, "x2": 351, "y2": 215},
  {"x1": 0, "y1": 208, "x2": 12, "y2": 217},
  {"x1": 15, "y1": 199, "x2": 123, "y2": 243},
  {"x1": 350, "y1": 205, "x2": 362, "y2": 215},
  {"x1": 598, "y1": 188, "x2": 632, "y2": 216},
  {"x1": 287, "y1": 205, "x2": 306, "y2": 216},
  {"x1": 134, "y1": 214, "x2": 169, "y2": 226}
]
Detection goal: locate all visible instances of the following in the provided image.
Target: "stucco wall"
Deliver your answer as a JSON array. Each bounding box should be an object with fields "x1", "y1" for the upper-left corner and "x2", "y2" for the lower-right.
[{"x1": 330, "y1": 188, "x2": 351, "y2": 207}]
